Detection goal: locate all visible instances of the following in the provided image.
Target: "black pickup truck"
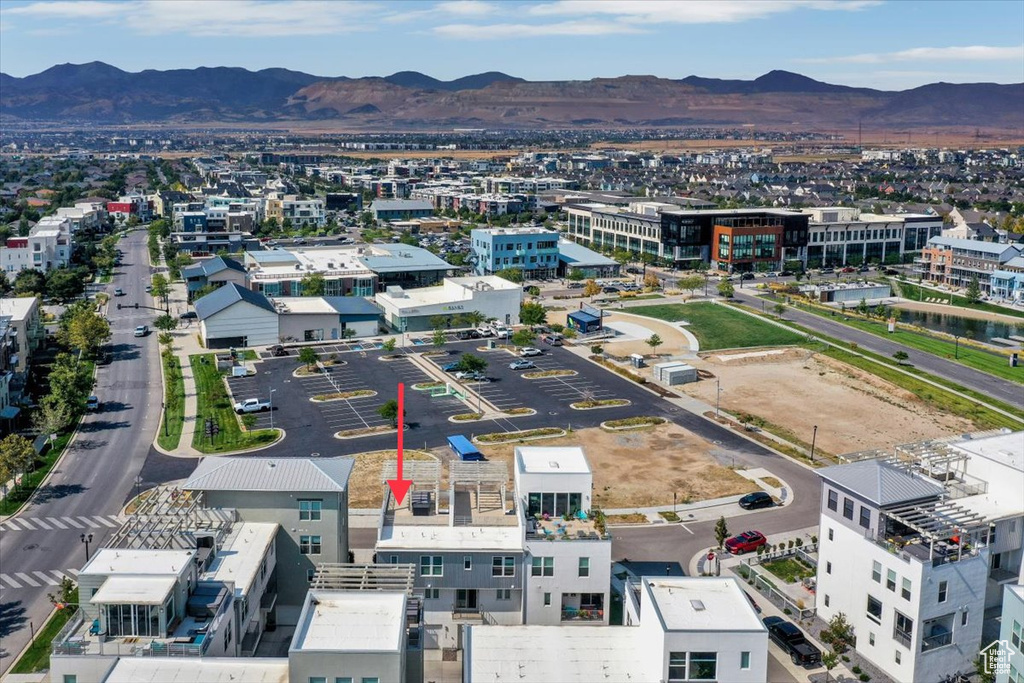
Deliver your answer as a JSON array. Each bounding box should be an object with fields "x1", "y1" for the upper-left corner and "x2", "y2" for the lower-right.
[{"x1": 763, "y1": 616, "x2": 822, "y2": 666}]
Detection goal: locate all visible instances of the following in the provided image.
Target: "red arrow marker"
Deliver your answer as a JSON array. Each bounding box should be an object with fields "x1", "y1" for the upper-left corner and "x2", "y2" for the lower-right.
[{"x1": 386, "y1": 382, "x2": 412, "y2": 505}]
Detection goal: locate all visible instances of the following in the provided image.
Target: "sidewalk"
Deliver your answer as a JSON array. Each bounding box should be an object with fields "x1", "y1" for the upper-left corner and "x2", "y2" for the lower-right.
[{"x1": 155, "y1": 274, "x2": 203, "y2": 457}]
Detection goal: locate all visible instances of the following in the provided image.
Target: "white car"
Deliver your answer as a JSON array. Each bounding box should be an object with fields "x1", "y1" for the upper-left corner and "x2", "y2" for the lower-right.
[
  {"x1": 134, "y1": 325, "x2": 148, "y2": 337},
  {"x1": 519, "y1": 347, "x2": 542, "y2": 357},
  {"x1": 475, "y1": 327, "x2": 495, "y2": 337}
]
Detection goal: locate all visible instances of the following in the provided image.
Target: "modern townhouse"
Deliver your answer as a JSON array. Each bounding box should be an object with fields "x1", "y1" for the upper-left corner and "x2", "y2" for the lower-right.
[
  {"x1": 997, "y1": 584, "x2": 1024, "y2": 683},
  {"x1": 915, "y1": 237, "x2": 1023, "y2": 294},
  {"x1": 0, "y1": 215, "x2": 73, "y2": 275},
  {"x1": 816, "y1": 431, "x2": 1024, "y2": 683},
  {"x1": 370, "y1": 199, "x2": 435, "y2": 222},
  {"x1": 0, "y1": 294, "x2": 43, "y2": 386}
]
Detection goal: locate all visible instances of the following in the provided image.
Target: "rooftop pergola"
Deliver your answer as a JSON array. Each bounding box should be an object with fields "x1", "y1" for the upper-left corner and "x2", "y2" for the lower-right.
[
  {"x1": 381, "y1": 460, "x2": 441, "y2": 511},
  {"x1": 309, "y1": 563, "x2": 416, "y2": 594},
  {"x1": 107, "y1": 487, "x2": 236, "y2": 550},
  {"x1": 880, "y1": 497, "x2": 991, "y2": 562},
  {"x1": 450, "y1": 461, "x2": 508, "y2": 512}
]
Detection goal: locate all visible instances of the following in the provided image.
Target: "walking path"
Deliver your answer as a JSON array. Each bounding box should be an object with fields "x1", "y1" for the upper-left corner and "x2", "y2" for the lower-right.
[{"x1": 153, "y1": 270, "x2": 203, "y2": 456}]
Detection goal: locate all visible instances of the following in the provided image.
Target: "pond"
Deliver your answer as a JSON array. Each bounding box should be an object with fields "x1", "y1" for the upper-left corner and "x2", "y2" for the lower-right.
[{"x1": 895, "y1": 309, "x2": 1024, "y2": 342}]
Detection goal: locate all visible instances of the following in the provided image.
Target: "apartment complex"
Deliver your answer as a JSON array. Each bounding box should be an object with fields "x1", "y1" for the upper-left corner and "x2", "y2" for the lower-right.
[
  {"x1": 801, "y1": 206, "x2": 944, "y2": 267},
  {"x1": 265, "y1": 194, "x2": 325, "y2": 229},
  {"x1": 915, "y1": 236, "x2": 1023, "y2": 294},
  {"x1": 816, "y1": 431, "x2": 1024, "y2": 683},
  {"x1": 471, "y1": 226, "x2": 560, "y2": 278},
  {"x1": 0, "y1": 215, "x2": 73, "y2": 274}
]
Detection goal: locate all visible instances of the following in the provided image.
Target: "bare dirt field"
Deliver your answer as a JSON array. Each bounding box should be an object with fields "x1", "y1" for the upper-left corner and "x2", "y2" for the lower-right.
[
  {"x1": 347, "y1": 449, "x2": 438, "y2": 508},
  {"x1": 682, "y1": 348, "x2": 973, "y2": 455}
]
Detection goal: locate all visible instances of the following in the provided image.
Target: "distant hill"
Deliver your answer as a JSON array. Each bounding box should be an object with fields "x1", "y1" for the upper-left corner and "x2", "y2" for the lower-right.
[{"x1": 1, "y1": 61, "x2": 1021, "y2": 130}]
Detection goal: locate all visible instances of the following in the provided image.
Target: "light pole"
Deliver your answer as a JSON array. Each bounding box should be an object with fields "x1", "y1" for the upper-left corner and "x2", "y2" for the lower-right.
[
  {"x1": 810, "y1": 425, "x2": 818, "y2": 463},
  {"x1": 269, "y1": 389, "x2": 277, "y2": 430},
  {"x1": 162, "y1": 401, "x2": 168, "y2": 436},
  {"x1": 80, "y1": 533, "x2": 94, "y2": 562},
  {"x1": 715, "y1": 379, "x2": 721, "y2": 418},
  {"x1": 954, "y1": 334, "x2": 960, "y2": 360},
  {"x1": 134, "y1": 475, "x2": 143, "y2": 503}
]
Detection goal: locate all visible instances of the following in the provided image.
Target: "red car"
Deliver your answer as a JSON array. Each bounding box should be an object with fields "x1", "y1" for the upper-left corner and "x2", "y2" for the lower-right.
[{"x1": 725, "y1": 530, "x2": 767, "y2": 555}]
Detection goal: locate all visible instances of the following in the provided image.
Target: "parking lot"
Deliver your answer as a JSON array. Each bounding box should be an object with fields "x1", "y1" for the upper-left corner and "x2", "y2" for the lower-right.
[{"x1": 257, "y1": 332, "x2": 476, "y2": 360}]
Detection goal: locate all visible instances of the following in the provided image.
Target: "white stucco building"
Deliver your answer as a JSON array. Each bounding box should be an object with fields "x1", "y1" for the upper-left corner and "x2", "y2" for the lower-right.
[{"x1": 375, "y1": 275, "x2": 522, "y2": 333}]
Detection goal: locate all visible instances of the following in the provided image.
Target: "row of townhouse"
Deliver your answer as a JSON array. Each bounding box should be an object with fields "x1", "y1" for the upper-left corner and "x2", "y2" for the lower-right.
[
  {"x1": 915, "y1": 236, "x2": 1024, "y2": 299},
  {"x1": 48, "y1": 446, "x2": 771, "y2": 683},
  {"x1": 0, "y1": 202, "x2": 107, "y2": 276}
]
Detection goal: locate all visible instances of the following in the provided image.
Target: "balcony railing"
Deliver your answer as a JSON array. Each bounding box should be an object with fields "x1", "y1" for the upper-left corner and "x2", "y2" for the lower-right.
[
  {"x1": 921, "y1": 631, "x2": 952, "y2": 653},
  {"x1": 893, "y1": 628, "x2": 913, "y2": 648},
  {"x1": 561, "y1": 608, "x2": 604, "y2": 622}
]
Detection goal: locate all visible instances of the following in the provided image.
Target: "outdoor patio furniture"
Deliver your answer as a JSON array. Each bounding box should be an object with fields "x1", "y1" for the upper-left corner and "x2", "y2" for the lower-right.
[{"x1": 88, "y1": 619, "x2": 101, "y2": 635}]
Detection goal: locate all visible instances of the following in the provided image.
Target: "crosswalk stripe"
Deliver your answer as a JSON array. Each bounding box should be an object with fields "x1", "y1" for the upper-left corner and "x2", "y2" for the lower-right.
[
  {"x1": 33, "y1": 571, "x2": 58, "y2": 586},
  {"x1": 66, "y1": 568, "x2": 79, "y2": 576},
  {"x1": 93, "y1": 516, "x2": 118, "y2": 528},
  {"x1": 62, "y1": 517, "x2": 85, "y2": 529},
  {"x1": 31, "y1": 518, "x2": 52, "y2": 530},
  {"x1": 78, "y1": 517, "x2": 97, "y2": 528},
  {"x1": 7, "y1": 518, "x2": 32, "y2": 530},
  {"x1": 0, "y1": 522, "x2": 18, "y2": 531},
  {"x1": 48, "y1": 517, "x2": 68, "y2": 529},
  {"x1": 15, "y1": 572, "x2": 40, "y2": 587},
  {"x1": 0, "y1": 575, "x2": 21, "y2": 588},
  {"x1": 51, "y1": 570, "x2": 71, "y2": 583}
]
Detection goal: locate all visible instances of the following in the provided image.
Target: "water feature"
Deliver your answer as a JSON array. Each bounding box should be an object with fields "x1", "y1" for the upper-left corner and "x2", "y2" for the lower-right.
[{"x1": 895, "y1": 309, "x2": 1024, "y2": 342}]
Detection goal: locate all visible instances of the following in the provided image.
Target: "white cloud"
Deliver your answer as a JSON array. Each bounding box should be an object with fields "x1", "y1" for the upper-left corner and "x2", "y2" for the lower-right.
[
  {"x1": 434, "y1": 20, "x2": 646, "y2": 38},
  {"x1": 801, "y1": 45, "x2": 1024, "y2": 64},
  {"x1": 527, "y1": 0, "x2": 880, "y2": 23},
  {"x1": 434, "y1": 0, "x2": 498, "y2": 16},
  {"x1": 3, "y1": 1, "x2": 124, "y2": 18}
]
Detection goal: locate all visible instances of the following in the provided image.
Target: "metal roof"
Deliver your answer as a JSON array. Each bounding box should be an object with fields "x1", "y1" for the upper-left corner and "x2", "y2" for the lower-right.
[
  {"x1": 557, "y1": 238, "x2": 617, "y2": 267},
  {"x1": 817, "y1": 458, "x2": 944, "y2": 507},
  {"x1": 194, "y1": 283, "x2": 276, "y2": 320},
  {"x1": 320, "y1": 296, "x2": 382, "y2": 317},
  {"x1": 927, "y1": 236, "x2": 1022, "y2": 257},
  {"x1": 183, "y1": 456, "x2": 354, "y2": 493},
  {"x1": 181, "y1": 255, "x2": 246, "y2": 279},
  {"x1": 369, "y1": 199, "x2": 434, "y2": 212},
  {"x1": 357, "y1": 244, "x2": 451, "y2": 273}
]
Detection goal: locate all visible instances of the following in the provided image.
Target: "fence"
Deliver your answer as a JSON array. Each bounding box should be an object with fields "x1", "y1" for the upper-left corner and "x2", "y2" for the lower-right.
[{"x1": 736, "y1": 544, "x2": 819, "y2": 621}]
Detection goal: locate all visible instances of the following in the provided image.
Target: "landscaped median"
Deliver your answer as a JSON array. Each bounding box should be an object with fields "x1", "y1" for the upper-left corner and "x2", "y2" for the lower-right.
[
  {"x1": 570, "y1": 398, "x2": 630, "y2": 410},
  {"x1": 522, "y1": 369, "x2": 577, "y2": 379},
  {"x1": 157, "y1": 348, "x2": 185, "y2": 451},
  {"x1": 600, "y1": 416, "x2": 666, "y2": 431},
  {"x1": 474, "y1": 427, "x2": 566, "y2": 444},
  {"x1": 335, "y1": 425, "x2": 400, "y2": 439},
  {"x1": 412, "y1": 381, "x2": 445, "y2": 391},
  {"x1": 190, "y1": 353, "x2": 281, "y2": 454},
  {"x1": 311, "y1": 389, "x2": 377, "y2": 402}
]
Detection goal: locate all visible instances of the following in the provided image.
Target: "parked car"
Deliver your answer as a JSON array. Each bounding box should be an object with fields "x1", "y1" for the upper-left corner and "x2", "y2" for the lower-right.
[
  {"x1": 625, "y1": 267, "x2": 641, "y2": 274},
  {"x1": 763, "y1": 616, "x2": 822, "y2": 666},
  {"x1": 601, "y1": 286, "x2": 620, "y2": 294},
  {"x1": 541, "y1": 334, "x2": 563, "y2": 346},
  {"x1": 454, "y1": 370, "x2": 487, "y2": 380},
  {"x1": 519, "y1": 347, "x2": 542, "y2": 357},
  {"x1": 475, "y1": 327, "x2": 495, "y2": 337},
  {"x1": 509, "y1": 359, "x2": 536, "y2": 370},
  {"x1": 179, "y1": 311, "x2": 198, "y2": 320},
  {"x1": 883, "y1": 268, "x2": 899, "y2": 276},
  {"x1": 841, "y1": 266, "x2": 856, "y2": 273},
  {"x1": 567, "y1": 282, "x2": 584, "y2": 289},
  {"x1": 145, "y1": 284, "x2": 153, "y2": 293},
  {"x1": 740, "y1": 273, "x2": 755, "y2": 280},
  {"x1": 725, "y1": 530, "x2": 767, "y2": 554},
  {"x1": 133, "y1": 325, "x2": 148, "y2": 337},
  {"x1": 270, "y1": 345, "x2": 288, "y2": 357},
  {"x1": 821, "y1": 267, "x2": 835, "y2": 274},
  {"x1": 114, "y1": 288, "x2": 125, "y2": 296},
  {"x1": 233, "y1": 398, "x2": 270, "y2": 414},
  {"x1": 441, "y1": 362, "x2": 461, "y2": 372},
  {"x1": 780, "y1": 270, "x2": 795, "y2": 277},
  {"x1": 738, "y1": 491, "x2": 774, "y2": 510},
  {"x1": 86, "y1": 396, "x2": 101, "y2": 412},
  {"x1": 456, "y1": 330, "x2": 480, "y2": 340}
]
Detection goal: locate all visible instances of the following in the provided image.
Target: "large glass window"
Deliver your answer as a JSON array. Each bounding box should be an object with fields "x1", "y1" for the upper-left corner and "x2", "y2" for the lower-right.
[
  {"x1": 299, "y1": 499, "x2": 322, "y2": 521},
  {"x1": 529, "y1": 492, "x2": 582, "y2": 517},
  {"x1": 492, "y1": 556, "x2": 515, "y2": 577},
  {"x1": 420, "y1": 555, "x2": 443, "y2": 576},
  {"x1": 867, "y1": 595, "x2": 883, "y2": 623},
  {"x1": 894, "y1": 611, "x2": 914, "y2": 647},
  {"x1": 668, "y1": 652, "x2": 687, "y2": 681},
  {"x1": 689, "y1": 652, "x2": 717, "y2": 680},
  {"x1": 531, "y1": 557, "x2": 554, "y2": 577}
]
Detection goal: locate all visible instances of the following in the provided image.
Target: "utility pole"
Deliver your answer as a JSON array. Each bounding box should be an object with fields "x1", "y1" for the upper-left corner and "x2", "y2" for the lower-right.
[
  {"x1": 810, "y1": 425, "x2": 818, "y2": 463},
  {"x1": 715, "y1": 379, "x2": 721, "y2": 418}
]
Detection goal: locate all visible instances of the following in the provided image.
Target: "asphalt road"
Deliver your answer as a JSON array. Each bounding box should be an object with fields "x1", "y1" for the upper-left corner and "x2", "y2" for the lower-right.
[
  {"x1": 731, "y1": 289, "x2": 1024, "y2": 408},
  {"x1": 0, "y1": 231, "x2": 162, "y2": 674}
]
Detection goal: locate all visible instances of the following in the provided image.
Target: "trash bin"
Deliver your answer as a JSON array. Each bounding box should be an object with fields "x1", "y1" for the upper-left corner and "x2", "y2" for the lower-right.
[{"x1": 487, "y1": 340, "x2": 496, "y2": 350}]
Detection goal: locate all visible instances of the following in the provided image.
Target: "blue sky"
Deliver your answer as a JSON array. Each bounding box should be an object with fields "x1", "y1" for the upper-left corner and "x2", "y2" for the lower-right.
[{"x1": 0, "y1": 0, "x2": 1021, "y2": 89}]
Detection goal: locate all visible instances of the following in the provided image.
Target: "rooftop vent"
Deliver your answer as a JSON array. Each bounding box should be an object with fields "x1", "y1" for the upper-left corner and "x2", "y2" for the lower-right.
[
  {"x1": 690, "y1": 599, "x2": 705, "y2": 611},
  {"x1": 267, "y1": 462, "x2": 276, "y2": 469},
  {"x1": 548, "y1": 461, "x2": 560, "y2": 469}
]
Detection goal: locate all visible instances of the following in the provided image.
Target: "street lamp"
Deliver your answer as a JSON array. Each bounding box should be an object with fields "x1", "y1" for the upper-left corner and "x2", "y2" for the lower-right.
[
  {"x1": 810, "y1": 425, "x2": 818, "y2": 463},
  {"x1": 954, "y1": 334, "x2": 960, "y2": 360},
  {"x1": 269, "y1": 389, "x2": 277, "y2": 430},
  {"x1": 80, "y1": 533, "x2": 94, "y2": 562},
  {"x1": 134, "y1": 475, "x2": 143, "y2": 502},
  {"x1": 162, "y1": 401, "x2": 168, "y2": 436},
  {"x1": 715, "y1": 379, "x2": 721, "y2": 418}
]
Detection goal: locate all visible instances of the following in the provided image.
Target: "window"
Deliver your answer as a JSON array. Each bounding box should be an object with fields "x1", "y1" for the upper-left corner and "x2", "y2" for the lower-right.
[
  {"x1": 362, "y1": 679, "x2": 379, "y2": 683},
  {"x1": 962, "y1": 610, "x2": 969, "y2": 627},
  {"x1": 895, "y1": 650, "x2": 902, "y2": 665},
  {"x1": 869, "y1": 632, "x2": 875, "y2": 646},
  {"x1": 336, "y1": 679, "x2": 353, "y2": 683},
  {"x1": 306, "y1": 569, "x2": 316, "y2": 583},
  {"x1": 464, "y1": 556, "x2": 472, "y2": 571},
  {"x1": 827, "y1": 489, "x2": 838, "y2": 511},
  {"x1": 938, "y1": 580, "x2": 948, "y2": 603},
  {"x1": 843, "y1": 497, "x2": 854, "y2": 520},
  {"x1": 423, "y1": 588, "x2": 439, "y2": 600},
  {"x1": 299, "y1": 499, "x2": 322, "y2": 521},
  {"x1": 310, "y1": 678, "x2": 326, "y2": 683},
  {"x1": 894, "y1": 611, "x2": 914, "y2": 648},
  {"x1": 579, "y1": 557, "x2": 590, "y2": 577},
  {"x1": 886, "y1": 569, "x2": 897, "y2": 592},
  {"x1": 902, "y1": 578, "x2": 911, "y2": 600},
  {"x1": 63, "y1": 677, "x2": 77, "y2": 683},
  {"x1": 531, "y1": 557, "x2": 554, "y2": 577},
  {"x1": 1013, "y1": 619, "x2": 1022, "y2": 650},
  {"x1": 497, "y1": 589, "x2": 511, "y2": 601},
  {"x1": 826, "y1": 561, "x2": 832, "y2": 575},
  {"x1": 688, "y1": 652, "x2": 717, "y2": 680},
  {"x1": 867, "y1": 595, "x2": 882, "y2": 623},
  {"x1": 543, "y1": 592, "x2": 551, "y2": 606},
  {"x1": 740, "y1": 651, "x2": 751, "y2": 670},
  {"x1": 872, "y1": 561, "x2": 882, "y2": 583},
  {"x1": 299, "y1": 535, "x2": 321, "y2": 555},
  {"x1": 859, "y1": 506, "x2": 871, "y2": 529},
  {"x1": 669, "y1": 652, "x2": 687, "y2": 681},
  {"x1": 492, "y1": 556, "x2": 515, "y2": 577},
  {"x1": 828, "y1": 528, "x2": 834, "y2": 541},
  {"x1": 420, "y1": 555, "x2": 443, "y2": 576},
  {"x1": 824, "y1": 595, "x2": 830, "y2": 607}
]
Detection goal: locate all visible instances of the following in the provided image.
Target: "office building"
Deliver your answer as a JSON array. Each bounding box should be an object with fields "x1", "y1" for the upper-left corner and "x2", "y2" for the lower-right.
[
  {"x1": 375, "y1": 275, "x2": 521, "y2": 333},
  {"x1": 471, "y1": 226, "x2": 560, "y2": 278},
  {"x1": 801, "y1": 207, "x2": 945, "y2": 268}
]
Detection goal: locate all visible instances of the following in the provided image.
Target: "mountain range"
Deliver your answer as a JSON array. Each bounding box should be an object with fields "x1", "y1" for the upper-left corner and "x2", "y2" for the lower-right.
[{"x1": 2, "y1": 62, "x2": 1021, "y2": 130}]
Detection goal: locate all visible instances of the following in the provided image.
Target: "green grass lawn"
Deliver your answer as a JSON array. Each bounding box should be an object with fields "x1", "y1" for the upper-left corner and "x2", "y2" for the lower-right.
[
  {"x1": 795, "y1": 303, "x2": 1022, "y2": 384},
  {"x1": 0, "y1": 430, "x2": 76, "y2": 516},
  {"x1": 190, "y1": 353, "x2": 279, "y2": 454},
  {"x1": 893, "y1": 280, "x2": 1024, "y2": 319},
  {"x1": 761, "y1": 557, "x2": 815, "y2": 584},
  {"x1": 628, "y1": 302, "x2": 804, "y2": 350},
  {"x1": 157, "y1": 351, "x2": 185, "y2": 451},
  {"x1": 11, "y1": 592, "x2": 79, "y2": 673}
]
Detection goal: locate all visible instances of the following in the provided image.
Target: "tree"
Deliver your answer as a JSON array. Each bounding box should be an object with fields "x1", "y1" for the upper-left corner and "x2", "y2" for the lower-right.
[
  {"x1": 856, "y1": 297, "x2": 869, "y2": 316},
  {"x1": 13, "y1": 268, "x2": 46, "y2": 295},
  {"x1": 714, "y1": 516, "x2": 729, "y2": 549},
  {"x1": 150, "y1": 273, "x2": 170, "y2": 308},
  {"x1": 495, "y1": 268, "x2": 523, "y2": 284},
  {"x1": 429, "y1": 315, "x2": 450, "y2": 331},
  {"x1": 819, "y1": 612, "x2": 856, "y2": 655},
  {"x1": 45, "y1": 267, "x2": 85, "y2": 302},
  {"x1": 33, "y1": 401, "x2": 73, "y2": 436},
  {"x1": 456, "y1": 354, "x2": 488, "y2": 374},
  {"x1": 153, "y1": 314, "x2": 178, "y2": 332},
  {"x1": 965, "y1": 273, "x2": 981, "y2": 304},
  {"x1": 49, "y1": 576, "x2": 77, "y2": 611},
  {"x1": 583, "y1": 279, "x2": 601, "y2": 298},
  {"x1": 298, "y1": 347, "x2": 319, "y2": 370},
  {"x1": 60, "y1": 306, "x2": 111, "y2": 359},
  {"x1": 0, "y1": 435, "x2": 36, "y2": 490},
  {"x1": 241, "y1": 414, "x2": 258, "y2": 432},
  {"x1": 821, "y1": 651, "x2": 839, "y2": 683},
  {"x1": 678, "y1": 275, "x2": 704, "y2": 298},
  {"x1": 567, "y1": 268, "x2": 585, "y2": 282},
  {"x1": 511, "y1": 329, "x2": 536, "y2": 348},
  {"x1": 643, "y1": 272, "x2": 660, "y2": 290},
  {"x1": 431, "y1": 328, "x2": 447, "y2": 349},
  {"x1": 377, "y1": 399, "x2": 404, "y2": 428},
  {"x1": 520, "y1": 301, "x2": 547, "y2": 327},
  {"x1": 773, "y1": 303, "x2": 786, "y2": 318},
  {"x1": 974, "y1": 656, "x2": 997, "y2": 683},
  {"x1": 645, "y1": 333, "x2": 663, "y2": 353},
  {"x1": 300, "y1": 272, "x2": 325, "y2": 297},
  {"x1": 892, "y1": 350, "x2": 909, "y2": 365},
  {"x1": 381, "y1": 338, "x2": 396, "y2": 352},
  {"x1": 0, "y1": 272, "x2": 10, "y2": 297},
  {"x1": 45, "y1": 353, "x2": 93, "y2": 412},
  {"x1": 717, "y1": 279, "x2": 735, "y2": 298}
]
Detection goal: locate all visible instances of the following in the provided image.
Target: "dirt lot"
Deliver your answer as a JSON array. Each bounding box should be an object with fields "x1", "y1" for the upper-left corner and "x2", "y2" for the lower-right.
[
  {"x1": 347, "y1": 424, "x2": 757, "y2": 509},
  {"x1": 682, "y1": 348, "x2": 974, "y2": 455}
]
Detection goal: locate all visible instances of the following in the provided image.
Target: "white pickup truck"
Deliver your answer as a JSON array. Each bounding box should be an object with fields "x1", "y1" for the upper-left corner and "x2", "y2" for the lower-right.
[{"x1": 233, "y1": 398, "x2": 271, "y2": 414}]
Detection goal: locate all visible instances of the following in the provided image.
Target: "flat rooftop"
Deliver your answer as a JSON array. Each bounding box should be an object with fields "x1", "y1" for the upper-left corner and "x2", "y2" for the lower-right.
[
  {"x1": 646, "y1": 577, "x2": 766, "y2": 633},
  {"x1": 378, "y1": 514, "x2": 521, "y2": 551},
  {"x1": 952, "y1": 432, "x2": 1024, "y2": 472},
  {"x1": 201, "y1": 522, "x2": 277, "y2": 598},
  {"x1": 80, "y1": 549, "x2": 194, "y2": 577},
  {"x1": 516, "y1": 446, "x2": 591, "y2": 474},
  {"x1": 292, "y1": 591, "x2": 405, "y2": 653},
  {"x1": 103, "y1": 658, "x2": 288, "y2": 682}
]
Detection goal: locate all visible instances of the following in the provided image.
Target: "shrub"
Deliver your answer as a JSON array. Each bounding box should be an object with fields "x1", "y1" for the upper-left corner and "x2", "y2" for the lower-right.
[
  {"x1": 841, "y1": 655, "x2": 850, "y2": 663},
  {"x1": 783, "y1": 608, "x2": 792, "y2": 615},
  {"x1": 859, "y1": 675, "x2": 870, "y2": 682},
  {"x1": 852, "y1": 666, "x2": 862, "y2": 674},
  {"x1": 795, "y1": 538, "x2": 803, "y2": 548}
]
